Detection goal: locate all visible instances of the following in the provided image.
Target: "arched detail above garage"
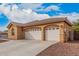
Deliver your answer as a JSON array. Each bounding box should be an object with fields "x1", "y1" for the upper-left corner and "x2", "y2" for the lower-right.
[
  {"x1": 44, "y1": 24, "x2": 60, "y2": 30},
  {"x1": 24, "y1": 26, "x2": 41, "y2": 31}
]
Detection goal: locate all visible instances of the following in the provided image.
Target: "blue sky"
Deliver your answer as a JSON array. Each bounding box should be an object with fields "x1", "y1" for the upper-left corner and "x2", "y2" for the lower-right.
[
  {"x1": 0, "y1": 3, "x2": 79, "y2": 31},
  {"x1": 35, "y1": 3, "x2": 79, "y2": 15},
  {"x1": 0, "y1": 13, "x2": 8, "y2": 27}
]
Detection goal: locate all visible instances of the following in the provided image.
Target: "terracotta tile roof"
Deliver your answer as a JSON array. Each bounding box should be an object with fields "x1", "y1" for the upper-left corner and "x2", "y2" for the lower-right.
[{"x1": 8, "y1": 17, "x2": 72, "y2": 28}]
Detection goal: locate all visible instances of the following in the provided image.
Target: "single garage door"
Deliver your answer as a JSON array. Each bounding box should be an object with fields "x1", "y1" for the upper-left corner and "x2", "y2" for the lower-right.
[
  {"x1": 45, "y1": 26, "x2": 60, "y2": 42},
  {"x1": 25, "y1": 28, "x2": 42, "y2": 40}
]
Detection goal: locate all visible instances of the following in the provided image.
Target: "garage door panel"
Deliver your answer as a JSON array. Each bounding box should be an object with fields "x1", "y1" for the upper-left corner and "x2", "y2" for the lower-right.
[
  {"x1": 25, "y1": 32, "x2": 33, "y2": 40},
  {"x1": 25, "y1": 28, "x2": 42, "y2": 40},
  {"x1": 45, "y1": 27, "x2": 60, "y2": 42}
]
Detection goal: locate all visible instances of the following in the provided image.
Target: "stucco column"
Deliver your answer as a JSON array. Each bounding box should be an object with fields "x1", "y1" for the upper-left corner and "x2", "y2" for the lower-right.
[
  {"x1": 41, "y1": 27, "x2": 45, "y2": 41},
  {"x1": 70, "y1": 30, "x2": 74, "y2": 41},
  {"x1": 60, "y1": 25, "x2": 65, "y2": 43}
]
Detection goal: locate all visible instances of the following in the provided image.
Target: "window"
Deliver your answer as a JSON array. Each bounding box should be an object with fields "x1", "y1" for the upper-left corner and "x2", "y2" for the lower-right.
[
  {"x1": 48, "y1": 28, "x2": 51, "y2": 30},
  {"x1": 56, "y1": 27, "x2": 59, "y2": 29},
  {"x1": 52, "y1": 28, "x2": 55, "y2": 30},
  {"x1": 11, "y1": 28, "x2": 15, "y2": 35}
]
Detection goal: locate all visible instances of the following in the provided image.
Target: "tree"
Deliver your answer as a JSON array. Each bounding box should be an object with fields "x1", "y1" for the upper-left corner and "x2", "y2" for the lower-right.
[{"x1": 72, "y1": 19, "x2": 79, "y2": 31}]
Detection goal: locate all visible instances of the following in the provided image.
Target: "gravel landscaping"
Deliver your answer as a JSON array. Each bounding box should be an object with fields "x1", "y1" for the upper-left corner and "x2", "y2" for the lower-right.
[{"x1": 37, "y1": 40, "x2": 79, "y2": 56}]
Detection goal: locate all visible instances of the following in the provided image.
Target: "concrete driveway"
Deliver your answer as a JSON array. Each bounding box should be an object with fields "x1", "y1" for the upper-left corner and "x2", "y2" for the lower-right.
[{"x1": 0, "y1": 40, "x2": 57, "y2": 56}]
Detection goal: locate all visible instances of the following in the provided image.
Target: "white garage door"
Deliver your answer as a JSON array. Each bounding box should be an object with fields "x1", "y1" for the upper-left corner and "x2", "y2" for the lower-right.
[
  {"x1": 25, "y1": 28, "x2": 42, "y2": 40},
  {"x1": 45, "y1": 26, "x2": 60, "y2": 42}
]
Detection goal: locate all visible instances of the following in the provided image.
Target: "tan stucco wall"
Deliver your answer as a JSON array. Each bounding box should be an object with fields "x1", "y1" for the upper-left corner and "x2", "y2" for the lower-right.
[
  {"x1": 8, "y1": 21, "x2": 72, "y2": 43},
  {"x1": 8, "y1": 25, "x2": 25, "y2": 40},
  {"x1": 8, "y1": 24, "x2": 17, "y2": 40},
  {"x1": 64, "y1": 22, "x2": 73, "y2": 41},
  {"x1": 17, "y1": 27, "x2": 25, "y2": 39},
  {"x1": 24, "y1": 22, "x2": 71, "y2": 43}
]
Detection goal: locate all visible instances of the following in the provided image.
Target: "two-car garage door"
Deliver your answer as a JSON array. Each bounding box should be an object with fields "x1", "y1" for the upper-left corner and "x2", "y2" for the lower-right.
[{"x1": 25, "y1": 26, "x2": 60, "y2": 42}]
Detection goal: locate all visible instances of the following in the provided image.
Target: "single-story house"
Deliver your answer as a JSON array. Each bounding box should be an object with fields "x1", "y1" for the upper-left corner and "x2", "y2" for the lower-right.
[{"x1": 7, "y1": 17, "x2": 73, "y2": 43}]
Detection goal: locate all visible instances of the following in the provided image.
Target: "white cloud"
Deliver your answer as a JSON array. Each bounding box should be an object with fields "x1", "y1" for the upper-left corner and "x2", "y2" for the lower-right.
[
  {"x1": 45, "y1": 5, "x2": 60, "y2": 11},
  {"x1": 0, "y1": 4, "x2": 50, "y2": 24},
  {"x1": 22, "y1": 9, "x2": 33, "y2": 14},
  {"x1": 35, "y1": 14, "x2": 50, "y2": 20},
  {"x1": 0, "y1": 3, "x2": 78, "y2": 24},
  {"x1": 59, "y1": 12, "x2": 79, "y2": 22},
  {"x1": 18, "y1": 3, "x2": 42, "y2": 9},
  {"x1": 0, "y1": 3, "x2": 50, "y2": 31},
  {"x1": 35, "y1": 5, "x2": 60, "y2": 12},
  {"x1": 51, "y1": 12, "x2": 79, "y2": 22},
  {"x1": 6, "y1": 4, "x2": 50, "y2": 23},
  {"x1": 0, "y1": 3, "x2": 42, "y2": 15},
  {"x1": 9, "y1": 8, "x2": 50, "y2": 23},
  {"x1": 0, "y1": 4, "x2": 10, "y2": 15}
]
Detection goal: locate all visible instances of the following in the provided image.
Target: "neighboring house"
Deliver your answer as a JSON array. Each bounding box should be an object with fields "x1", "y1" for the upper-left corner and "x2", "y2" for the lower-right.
[
  {"x1": 0, "y1": 31, "x2": 8, "y2": 39},
  {"x1": 7, "y1": 17, "x2": 73, "y2": 43},
  {"x1": 0, "y1": 31, "x2": 2, "y2": 37}
]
